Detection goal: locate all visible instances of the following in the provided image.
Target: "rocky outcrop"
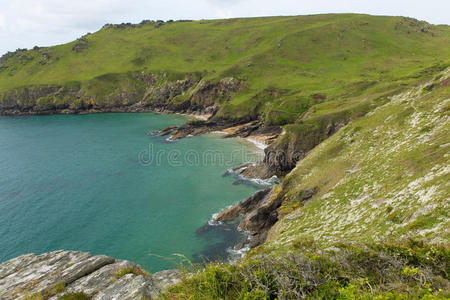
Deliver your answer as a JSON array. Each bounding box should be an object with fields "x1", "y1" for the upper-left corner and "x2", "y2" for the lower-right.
[
  {"x1": 142, "y1": 77, "x2": 198, "y2": 109},
  {"x1": 263, "y1": 122, "x2": 347, "y2": 176},
  {"x1": 190, "y1": 77, "x2": 243, "y2": 108},
  {"x1": 165, "y1": 119, "x2": 216, "y2": 140},
  {"x1": 72, "y1": 38, "x2": 89, "y2": 53},
  {"x1": 165, "y1": 118, "x2": 282, "y2": 144},
  {"x1": 0, "y1": 85, "x2": 74, "y2": 112},
  {"x1": 214, "y1": 187, "x2": 318, "y2": 248},
  {"x1": 215, "y1": 188, "x2": 272, "y2": 223},
  {"x1": 0, "y1": 250, "x2": 180, "y2": 299}
]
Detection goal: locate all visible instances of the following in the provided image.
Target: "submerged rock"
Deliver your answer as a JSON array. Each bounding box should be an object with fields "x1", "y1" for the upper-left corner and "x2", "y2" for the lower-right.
[{"x1": 0, "y1": 250, "x2": 180, "y2": 299}]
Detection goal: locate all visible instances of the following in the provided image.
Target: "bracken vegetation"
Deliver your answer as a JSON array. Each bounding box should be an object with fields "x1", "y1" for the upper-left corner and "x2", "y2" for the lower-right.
[{"x1": 162, "y1": 240, "x2": 449, "y2": 299}]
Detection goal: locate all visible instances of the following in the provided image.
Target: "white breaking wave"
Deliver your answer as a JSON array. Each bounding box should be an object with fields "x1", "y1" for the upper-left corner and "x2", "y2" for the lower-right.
[
  {"x1": 226, "y1": 228, "x2": 252, "y2": 264},
  {"x1": 237, "y1": 174, "x2": 279, "y2": 186},
  {"x1": 224, "y1": 162, "x2": 255, "y2": 176},
  {"x1": 207, "y1": 213, "x2": 223, "y2": 226},
  {"x1": 245, "y1": 137, "x2": 267, "y2": 150},
  {"x1": 207, "y1": 204, "x2": 233, "y2": 226},
  {"x1": 227, "y1": 245, "x2": 251, "y2": 263}
]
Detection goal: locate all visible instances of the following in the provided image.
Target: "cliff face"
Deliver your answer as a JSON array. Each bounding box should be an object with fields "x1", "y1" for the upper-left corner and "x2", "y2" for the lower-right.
[
  {"x1": 0, "y1": 73, "x2": 242, "y2": 118},
  {"x1": 263, "y1": 68, "x2": 450, "y2": 250},
  {"x1": 0, "y1": 250, "x2": 179, "y2": 299}
]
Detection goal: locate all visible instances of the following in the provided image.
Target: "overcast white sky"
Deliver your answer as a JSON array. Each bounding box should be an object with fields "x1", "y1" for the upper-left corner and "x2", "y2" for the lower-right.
[{"x1": 0, "y1": 0, "x2": 449, "y2": 56}]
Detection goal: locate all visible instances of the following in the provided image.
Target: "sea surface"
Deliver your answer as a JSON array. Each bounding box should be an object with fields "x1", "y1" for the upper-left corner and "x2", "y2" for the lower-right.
[{"x1": 0, "y1": 113, "x2": 264, "y2": 272}]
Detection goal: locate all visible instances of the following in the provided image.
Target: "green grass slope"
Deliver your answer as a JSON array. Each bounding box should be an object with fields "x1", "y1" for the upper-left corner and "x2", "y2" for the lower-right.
[
  {"x1": 161, "y1": 65, "x2": 450, "y2": 300},
  {"x1": 0, "y1": 14, "x2": 449, "y2": 122},
  {"x1": 265, "y1": 69, "x2": 449, "y2": 250}
]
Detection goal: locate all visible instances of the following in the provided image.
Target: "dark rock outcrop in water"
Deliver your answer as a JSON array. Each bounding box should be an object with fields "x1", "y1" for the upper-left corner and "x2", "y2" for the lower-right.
[
  {"x1": 214, "y1": 187, "x2": 318, "y2": 248},
  {"x1": 215, "y1": 188, "x2": 272, "y2": 223},
  {"x1": 0, "y1": 250, "x2": 180, "y2": 299}
]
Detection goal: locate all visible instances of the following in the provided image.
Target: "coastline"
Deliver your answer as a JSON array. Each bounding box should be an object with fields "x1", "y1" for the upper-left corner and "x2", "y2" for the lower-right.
[
  {"x1": 0, "y1": 103, "x2": 280, "y2": 159},
  {"x1": 0, "y1": 106, "x2": 280, "y2": 273},
  {"x1": 0, "y1": 109, "x2": 277, "y2": 258}
]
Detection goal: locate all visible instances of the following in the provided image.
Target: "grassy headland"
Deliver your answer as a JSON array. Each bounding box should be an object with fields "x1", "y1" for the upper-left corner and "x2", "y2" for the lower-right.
[
  {"x1": 1, "y1": 13, "x2": 449, "y2": 299},
  {"x1": 1, "y1": 14, "x2": 448, "y2": 122}
]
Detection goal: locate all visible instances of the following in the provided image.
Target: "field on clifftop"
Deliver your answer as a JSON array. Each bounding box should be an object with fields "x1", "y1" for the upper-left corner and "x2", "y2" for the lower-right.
[{"x1": 1, "y1": 14, "x2": 449, "y2": 124}]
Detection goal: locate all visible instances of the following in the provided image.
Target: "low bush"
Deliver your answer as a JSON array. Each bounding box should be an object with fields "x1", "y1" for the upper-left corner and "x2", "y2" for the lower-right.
[{"x1": 161, "y1": 241, "x2": 449, "y2": 299}]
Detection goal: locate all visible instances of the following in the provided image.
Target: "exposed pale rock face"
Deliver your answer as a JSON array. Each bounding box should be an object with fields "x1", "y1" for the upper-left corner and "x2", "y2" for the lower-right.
[{"x1": 0, "y1": 250, "x2": 180, "y2": 299}]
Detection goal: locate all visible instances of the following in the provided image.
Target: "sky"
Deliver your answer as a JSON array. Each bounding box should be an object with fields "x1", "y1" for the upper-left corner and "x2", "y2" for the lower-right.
[{"x1": 0, "y1": 0, "x2": 449, "y2": 56}]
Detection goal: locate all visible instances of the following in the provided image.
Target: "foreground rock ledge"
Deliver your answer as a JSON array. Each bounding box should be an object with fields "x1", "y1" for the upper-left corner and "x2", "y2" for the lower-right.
[{"x1": 0, "y1": 250, "x2": 180, "y2": 299}]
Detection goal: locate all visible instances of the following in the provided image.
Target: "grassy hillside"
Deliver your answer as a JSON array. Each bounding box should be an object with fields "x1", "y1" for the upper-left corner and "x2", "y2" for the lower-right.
[
  {"x1": 163, "y1": 65, "x2": 450, "y2": 300},
  {"x1": 0, "y1": 14, "x2": 449, "y2": 123},
  {"x1": 1, "y1": 13, "x2": 449, "y2": 299},
  {"x1": 266, "y1": 68, "x2": 450, "y2": 249}
]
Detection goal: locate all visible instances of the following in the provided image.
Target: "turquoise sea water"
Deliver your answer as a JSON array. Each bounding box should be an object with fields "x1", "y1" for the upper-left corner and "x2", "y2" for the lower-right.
[{"x1": 0, "y1": 113, "x2": 263, "y2": 272}]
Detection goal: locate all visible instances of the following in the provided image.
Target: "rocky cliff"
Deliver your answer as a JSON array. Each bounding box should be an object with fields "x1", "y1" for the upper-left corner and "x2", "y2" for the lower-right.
[
  {"x1": 0, "y1": 250, "x2": 180, "y2": 299},
  {"x1": 0, "y1": 73, "x2": 241, "y2": 118}
]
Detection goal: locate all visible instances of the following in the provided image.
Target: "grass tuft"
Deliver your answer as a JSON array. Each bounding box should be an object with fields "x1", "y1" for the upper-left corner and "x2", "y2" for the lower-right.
[{"x1": 113, "y1": 265, "x2": 150, "y2": 280}]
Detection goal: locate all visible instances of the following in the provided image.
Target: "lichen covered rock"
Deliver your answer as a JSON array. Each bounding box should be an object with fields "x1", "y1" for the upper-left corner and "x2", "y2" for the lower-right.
[{"x1": 0, "y1": 250, "x2": 180, "y2": 299}]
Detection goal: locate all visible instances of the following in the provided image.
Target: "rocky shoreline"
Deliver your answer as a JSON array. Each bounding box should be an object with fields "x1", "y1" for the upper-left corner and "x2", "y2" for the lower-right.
[
  {"x1": 0, "y1": 79, "x2": 318, "y2": 298},
  {"x1": 211, "y1": 187, "x2": 319, "y2": 249},
  {"x1": 0, "y1": 73, "x2": 312, "y2": 180},
  {"x1": 0, "y1": 101, "x2": 290, "y2": 252},
  {"x1": 1, "y1": 100, "x2": 285, "y2": 181},
  {"x1": 0, "y1": 109, "x2": 286, "y2": 299}
]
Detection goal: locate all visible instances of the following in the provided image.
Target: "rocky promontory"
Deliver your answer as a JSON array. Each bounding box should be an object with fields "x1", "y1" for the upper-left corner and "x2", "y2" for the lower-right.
[{"x1": 0, "y1": 250, "x2": 180, "y2": 299}]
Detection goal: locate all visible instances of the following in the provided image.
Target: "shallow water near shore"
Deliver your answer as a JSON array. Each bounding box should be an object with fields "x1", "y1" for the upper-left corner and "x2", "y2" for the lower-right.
[{"x1": 0, "y1": 113, "x2": 263, "y2": 272}]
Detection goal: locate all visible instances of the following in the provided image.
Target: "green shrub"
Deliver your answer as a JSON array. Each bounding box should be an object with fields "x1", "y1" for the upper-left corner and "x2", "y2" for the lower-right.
[{"x1": 161, "y1": 241, "x2": 449, "y2": 299}]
